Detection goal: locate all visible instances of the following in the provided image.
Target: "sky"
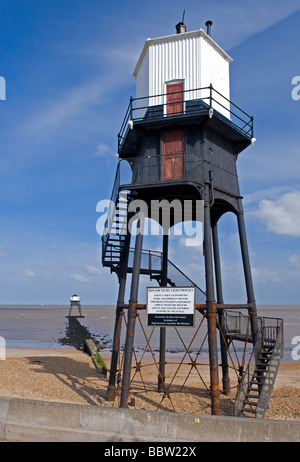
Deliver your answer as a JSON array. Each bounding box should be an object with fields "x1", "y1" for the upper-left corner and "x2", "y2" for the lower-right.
[{"x1": 0, "y1": 0, "x2": 300, "y2": 305}]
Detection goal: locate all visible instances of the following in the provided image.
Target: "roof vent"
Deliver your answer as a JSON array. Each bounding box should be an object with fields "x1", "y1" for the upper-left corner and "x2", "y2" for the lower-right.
[
  {"x1": 176, "y1": 22, "x2": 186, "y2": 34},
  {"x1": 205, "y1": 20, "x2": 213, "y2": 36},
  {"x1": 176, "y1": 10, "x2": 186, "y2": 34}
]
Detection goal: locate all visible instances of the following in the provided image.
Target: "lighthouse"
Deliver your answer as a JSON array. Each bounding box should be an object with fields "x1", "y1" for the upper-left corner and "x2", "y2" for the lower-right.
[{"x1": 102, "y1": 20, "x2": 283, "y2": 417}]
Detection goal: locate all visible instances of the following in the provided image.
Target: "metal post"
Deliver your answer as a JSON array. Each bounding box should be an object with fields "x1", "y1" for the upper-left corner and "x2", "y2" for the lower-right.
[
  {"x1": 212, "y1": 223, "x2": 230, "y2": 396},
  {"x1": 107, "y1": 233, "x2": 131, "y2": 401},
  {"x1": 209, "y1": 83, "x2": 213, "y2": 108},
  {"x1": 158, "y1": 234, "x2": 168, "y2": 392},
  {"x1": 130, "y1": 96, "x2": 133, "y2": 121},
  {"x1": 204, "y1": 185, "x2": 221, "y2": 415},
  {"x1": 120, "y1": 222, "x2": 144, "y2": 408},
  {"x1": 236, "y1": 197, "x2": 259, "y2": 344}
]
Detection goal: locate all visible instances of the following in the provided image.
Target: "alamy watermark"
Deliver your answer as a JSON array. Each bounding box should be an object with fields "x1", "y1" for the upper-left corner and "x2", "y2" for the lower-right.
[
  {"x1": 291, "y1": 76, "x2": 300, "y2": 101},
  {"x1": 0, "y1": 76, "x2": 6, "y2": 100},
  {"x1": 291, "y1": 336, "x2": 300, "y2": 360},
  {"x1": 96, "y1": 195, "x2": 204, "y2": 246},
  {"x1": 0, "y1": 336, "x2": 6, "y2": 360}
]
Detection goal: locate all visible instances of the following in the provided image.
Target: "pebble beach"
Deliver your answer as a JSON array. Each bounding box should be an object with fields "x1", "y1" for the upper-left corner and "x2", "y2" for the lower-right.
[
  {"x1": 0, "y1": 304, "x2": 299, "y2": 421},
  {"x1": 1, "y1": 347, "x2": 299, "y2": 421}
]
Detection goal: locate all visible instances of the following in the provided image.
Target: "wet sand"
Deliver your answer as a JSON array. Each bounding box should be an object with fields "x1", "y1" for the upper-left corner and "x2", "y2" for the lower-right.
[{"x1": 0, "y1": 304, "x2": 299, "y2": 360}]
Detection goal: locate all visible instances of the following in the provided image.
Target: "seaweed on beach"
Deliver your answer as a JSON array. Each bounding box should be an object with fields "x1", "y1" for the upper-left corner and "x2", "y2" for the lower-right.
[{"x1": 58, "y1": 316, "x2": 94, "y2": 350}]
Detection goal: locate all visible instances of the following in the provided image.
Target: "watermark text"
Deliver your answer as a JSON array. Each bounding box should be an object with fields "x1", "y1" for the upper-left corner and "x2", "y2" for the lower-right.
[
  {"x1": 0, "y1": 336, "x2": 6, "y2": 360},
  {"x1": 0, "y1": 76, "x2": 6, "y2": 100},
  {"x1": 96, "y1": 195, "x2": 204, "y2": 246},
  {"x1": 291, "y1": 336, "x2": 300, "y2": 360},
  {"x1": 291, "y1": 76, "x2": 300, "y2": 101}
]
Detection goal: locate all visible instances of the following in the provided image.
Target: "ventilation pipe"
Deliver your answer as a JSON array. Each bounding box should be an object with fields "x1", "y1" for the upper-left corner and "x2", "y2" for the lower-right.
[{"x1": 205, "y1": 20, "x2": 213, "y2": 36}]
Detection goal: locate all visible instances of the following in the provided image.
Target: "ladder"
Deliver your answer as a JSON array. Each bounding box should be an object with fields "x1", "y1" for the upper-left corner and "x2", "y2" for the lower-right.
[
  {"x1": 102, "y1": 191, "x2": 130, "y2": 271},
  {"x1": 234, "y1": 320, "x2": 283, "y2": 418}
]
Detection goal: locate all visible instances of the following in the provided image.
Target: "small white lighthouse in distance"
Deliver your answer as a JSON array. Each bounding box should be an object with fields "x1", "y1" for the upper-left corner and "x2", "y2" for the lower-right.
[{"x1": 69, "y1": 294, "x2": 83, "y2": 317}]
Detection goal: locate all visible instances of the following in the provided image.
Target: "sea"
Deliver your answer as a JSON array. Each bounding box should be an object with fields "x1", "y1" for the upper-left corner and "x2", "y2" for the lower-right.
[{"x1": 0, "y1": 304, "x2": 299, "y2": 362}]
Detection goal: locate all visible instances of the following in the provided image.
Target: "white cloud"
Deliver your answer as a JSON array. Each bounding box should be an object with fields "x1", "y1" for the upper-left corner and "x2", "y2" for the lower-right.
[
  {"x1": 21, "y1": 74, "x2": 125, "y2": 142},
  {"x1": 16, "y1": 269, "x2": 36, "y2": 277},
  {"x1": 225, "y1": 233, "x2": 240, "y2": 249},
  {"x1": 244, "y1": 184, "x2": 300, "y2": 206},
  {"x1": 251, "y1": 191, "x2": 300, "y2": 236},
  {"x1": 289, "y1": 254, "x2": 300, "y2": 270},
  {"x1": 217, "y1": 1, "x2": 300, "y2": 49},
  {"x1": 95, "y1": 143, "x2": 114, "y2": 158},
  {"x1": 252, "y1": 267, "x2": 282, "y2": 284},
  {"x1": 85, "y1": 265, "x2": 103, "y2": 275},
  {"x1": 70, "y1": 273, "x2": 90, "y2": 283}
]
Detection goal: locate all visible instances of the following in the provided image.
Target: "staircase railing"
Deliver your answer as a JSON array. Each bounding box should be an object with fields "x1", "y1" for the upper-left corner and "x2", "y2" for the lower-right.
[
  {"x1": 256, "y1": 320, "x2": 284, "y2": 418},
  {"x1": 102, "y1": 163, "x2": 121, "y2": 259},
  {"x1": 234, "y1": 317, "x2": 283, "y2": 418},
  {"x1": 223, "y1": 311, "x2": 252, "y2": 342},
  {"x1": 127, "y1": 247, "x2": 206, "y2": 304},
  {"x1": 234, "y1": 327, "x2": 262, "y2": 417}
]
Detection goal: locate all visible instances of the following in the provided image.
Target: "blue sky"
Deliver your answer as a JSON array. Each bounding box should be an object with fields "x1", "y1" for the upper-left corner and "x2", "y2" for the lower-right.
[{"x1": 0, "y1": 0, "x2": 300, "y2": 305}]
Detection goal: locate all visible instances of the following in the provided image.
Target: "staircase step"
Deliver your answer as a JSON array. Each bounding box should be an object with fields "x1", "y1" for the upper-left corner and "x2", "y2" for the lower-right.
[
  {"x1": 244, "y1": 400, "x2": 258, "y2": 406},
  {"x1": 246, "y1": 393, "x2": 260, "y2": 398},
  {"x1": 107, "y1": 239, "x2": 125, "y2": 243},
  {"x1": 242, "y1": 408, "x2": 257, "y2": 415}
]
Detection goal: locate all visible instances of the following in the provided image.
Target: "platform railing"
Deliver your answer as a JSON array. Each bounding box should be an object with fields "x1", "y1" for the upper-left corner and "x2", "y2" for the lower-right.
[
  {"x1": 118, "y1": 85, "x2": 254, "y2": 153},
  {"x1": 118, "y1": 152, "x2": 206, "y2": 188}
]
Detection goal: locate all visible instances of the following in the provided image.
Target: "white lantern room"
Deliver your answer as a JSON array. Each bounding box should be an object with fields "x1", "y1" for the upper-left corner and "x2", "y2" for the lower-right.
[{"x1": 133, "y1": 23, "x2": 233, "y2": 118}]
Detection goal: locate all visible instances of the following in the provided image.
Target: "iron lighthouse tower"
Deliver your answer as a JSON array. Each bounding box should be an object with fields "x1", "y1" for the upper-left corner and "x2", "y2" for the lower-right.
[{"x1": 101, "y1": 21, "x2": 283, "y2": 417}]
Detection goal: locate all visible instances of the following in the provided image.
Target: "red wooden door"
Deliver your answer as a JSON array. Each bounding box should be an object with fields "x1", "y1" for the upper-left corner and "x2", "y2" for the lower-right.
[
  {"x1": 166, "y1": 83, "x2": 183, "y2": 116},
  {"x1": 162, "y1": 129, "x2": 184, "y2": 180}
]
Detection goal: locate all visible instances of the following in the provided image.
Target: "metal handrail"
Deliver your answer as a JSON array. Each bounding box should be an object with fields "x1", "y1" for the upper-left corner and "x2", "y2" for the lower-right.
[
  {"x1": 118, "y1": 85, "x2": 253, "y2": 152},
  {"x1": 256, "y1": 321, "x2": 283, "y2": 418},
  {"x1": 234, "y1": 327, "x2": 262, "y2": 417},
  {"x1": 234, "y1": 317, "x2": 284, "y2": 418},
  {"x1": 118, "y1": 152, "x2": 209, "y2": 188},
  {"x1": 102, "y1": 163, "x2": 121, "y2": 255},
  {"x1": 127, "y1": 247, "x2": 206, "y2": 302}
]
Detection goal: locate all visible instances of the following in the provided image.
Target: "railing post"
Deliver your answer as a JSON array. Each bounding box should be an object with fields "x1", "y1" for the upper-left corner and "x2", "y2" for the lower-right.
[
  {"x1": 209, "y1": 83, "x2": 213, "y2": 108},
  {"x1": 130, "y1": 96, "x2": 133, "y2": 121}
]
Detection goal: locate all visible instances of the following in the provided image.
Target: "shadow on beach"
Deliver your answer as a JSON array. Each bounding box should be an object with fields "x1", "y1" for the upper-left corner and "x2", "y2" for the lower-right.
[
  {"x1": 29, "y1": 354, "x2": 108, "y2": 406},
  {"x1": 58, "y1": 316, "x2": 99, "y2": 351}
]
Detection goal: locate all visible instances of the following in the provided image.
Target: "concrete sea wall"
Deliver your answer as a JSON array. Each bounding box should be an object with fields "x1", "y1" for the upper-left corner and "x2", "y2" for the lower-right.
[{"x1": 0, "y1": 396, "x2": 299, "y2": 442}]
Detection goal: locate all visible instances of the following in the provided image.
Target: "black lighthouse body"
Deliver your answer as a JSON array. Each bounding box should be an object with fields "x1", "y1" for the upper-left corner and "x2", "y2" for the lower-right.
[{"x1": 101, "y1": 22, "x2": 283, "y2": 417}]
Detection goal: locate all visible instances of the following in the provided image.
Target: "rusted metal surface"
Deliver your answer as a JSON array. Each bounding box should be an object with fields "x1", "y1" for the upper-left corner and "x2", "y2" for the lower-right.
[
  {"x1": 158, "y1": 234, "x2": 168, "y2": 392},
  {"x1": 120, "y1": 228, "x2": 144, "y2": 408},
  {"x1": 107, "y1": 232, "x2": 131, "y2": 401},
  {"x1": 109, "y1": 307, "x2": 260, "y2": 414},
  {"x1": 120, "y1": 301, "x2": 138, "y2": 408}
]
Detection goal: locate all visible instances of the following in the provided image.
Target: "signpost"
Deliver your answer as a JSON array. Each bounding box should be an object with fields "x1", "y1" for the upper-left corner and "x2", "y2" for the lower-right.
[{"x1": 147, "y1": 286, "x2": 195, "y2": 327}]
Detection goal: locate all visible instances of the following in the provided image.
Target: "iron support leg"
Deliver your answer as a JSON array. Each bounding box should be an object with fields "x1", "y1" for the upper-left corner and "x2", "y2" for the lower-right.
[
  {"x1": 236, "y1": 197, "x2": 259, "y2": 344},
  {"x1": 158, "y1": 234, "x2": 168, "y2": 392},
  {"x1": 120, "y1": 228, "x2": 144, "y2": 408},
  {"x1": 212, "y1": 223, "x2": 230, "y2": 396},
  {"x1": 107, "y1": 234, "x2": 131, "y2": 401},
  {"x1": 204, "y1": 187, "x2": 221, "y2": 415}
]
